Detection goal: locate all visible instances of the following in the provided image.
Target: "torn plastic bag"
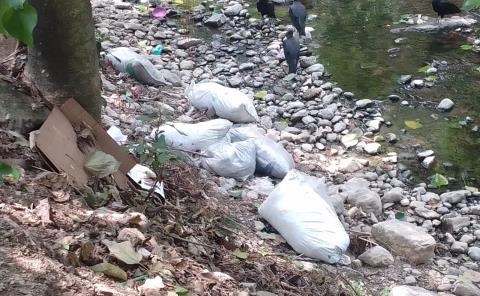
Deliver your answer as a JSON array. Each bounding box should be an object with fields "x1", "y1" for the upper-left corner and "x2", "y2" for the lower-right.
[
  {"x1": 185, "y1": 82, "x2": 259, "y2": 123},
  {"x1": 150, "y1": 119, "x2": 232, "y2": 152},
  {"x1": 229, "y1": 126, "x2": 294, "y2": 179},
  {"x1": 105, "y1": 47, "x2": 171, "y2": 86},
  {"x1": 201, "y1": 140, "x2": 256, "y2": 181},
  {"x1": 259, "y1": 170, "x2": 350, "y2": 264}
]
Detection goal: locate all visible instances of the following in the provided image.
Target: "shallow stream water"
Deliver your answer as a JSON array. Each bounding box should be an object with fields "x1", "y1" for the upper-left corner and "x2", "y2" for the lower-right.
[{"x1": 249, "y1": 0, "x2": 480, "y2": 187}]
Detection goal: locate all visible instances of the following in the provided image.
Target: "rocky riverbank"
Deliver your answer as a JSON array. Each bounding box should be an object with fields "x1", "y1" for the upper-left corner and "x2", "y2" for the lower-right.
[{"x1": 92, "y1": 0, "x2": 480, "y2": 295}]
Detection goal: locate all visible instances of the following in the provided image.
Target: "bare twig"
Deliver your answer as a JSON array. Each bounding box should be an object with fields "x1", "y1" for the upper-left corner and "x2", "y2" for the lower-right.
[{"x1": 166, "y1": 233, "x2": 216, "y2": 249}]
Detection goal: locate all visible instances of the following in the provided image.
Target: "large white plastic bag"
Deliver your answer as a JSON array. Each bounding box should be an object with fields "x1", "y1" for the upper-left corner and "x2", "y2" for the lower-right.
[
  {"x1": 186, "y1": 82, "x2": 259, "y2": 123},
  {"x1": 106, "y1": 47, "x2": 168, "y2": 86},
  {"x1": 150, "y1": 119, "x2": 232, "y2": 152},
  {"x1": 229, "y1": 126, "x2": 294, "y2": 178},
  {"x1": 259, "y1": 170, "x2": 350, "y2": 264},
  {"x1": 201, "y1": 140, "x2": 256, "y2": 181}
]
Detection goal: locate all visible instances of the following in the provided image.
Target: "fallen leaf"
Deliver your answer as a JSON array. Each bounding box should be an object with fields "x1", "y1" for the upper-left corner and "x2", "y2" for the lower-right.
[
  {"x1": 430, "y1": 173, "x2": 448, "y2": 188},
  {"x1": 232, "y1": 249, "x2": 249, "y2": 260},
  {"x1": 104, "y1": 240, "x2": 142, "y2": 265},
  {"x1": 175, "y1": 287, "x2": 191, "y2": 296},
  {"x1": 254, "y1": 90, "x2": 268, "y2": 99},
  {"x1": 51, "y1": 190, "x2": 70, "y2": 202},
  {"x1": 80, "y1": 240, "x2": 95, "y2": 263},
  {"x1": 35, "y1": 198, "x2": 52, "y2": 225},
  {"x1": 404, "y1": 120, "x2": 423, "y2": 129},
  {"x1": 91, "y1": 262, "x2": 127, "y2": 281},
  {"x1": 201, "y1": 270, "x2": 233, "y2": 282}
]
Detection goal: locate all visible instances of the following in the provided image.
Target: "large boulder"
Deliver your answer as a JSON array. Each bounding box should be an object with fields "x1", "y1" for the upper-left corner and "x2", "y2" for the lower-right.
[
  {"x1": 389, "y1": 286, "x2": 438, "y2": 296},
  {"x1": 440, "y1": 190, "x2": 470, "y2": 204},
  {"x1": 224, "y1": 4, "x2": 243, "y2": 16},
  {"x1": 372, "y1": 220, "x2": 436, "y2": 264}
]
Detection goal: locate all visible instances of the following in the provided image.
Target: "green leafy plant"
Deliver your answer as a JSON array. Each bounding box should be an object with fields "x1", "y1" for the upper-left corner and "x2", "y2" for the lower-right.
[
  {"x1": 0, "y1": 161, "x2": 20, "y2": 184},
  {"x1": 128, "y1": 132, "x2": 177, "y2": 201},
  {"x1": 0, "y1": 0, "x2": 37, "y2": 47},
  {"x1": 417, "y1": 65, "x2": 430, "y2": 73}
]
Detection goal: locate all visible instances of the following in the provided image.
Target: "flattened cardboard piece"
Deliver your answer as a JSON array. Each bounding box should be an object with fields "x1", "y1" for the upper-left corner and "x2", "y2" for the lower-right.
[
  {"x1": 36, "y1": 99, "x2": 137, "y2": 189},
  {"x1": 36, "y1": 107, "x2": 90, "y2": 187}
]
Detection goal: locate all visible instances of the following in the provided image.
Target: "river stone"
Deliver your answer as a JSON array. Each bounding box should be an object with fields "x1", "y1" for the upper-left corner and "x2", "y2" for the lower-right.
[
  {"x1": 468, "y1": 247, "x2": 480, "y2": 261},
  {"x1": 437, "y1": 98, "x2": 454, "y2": 111},
  {"x1": 364, "y1": 143, "x2": 381, "y2": 155},
  {"x1": 453, "y1": 283, "x2": 480, "y2": 296},
  {"x1": 451, "y1": 241, "x2": 468, "y2": 253},
  {"x1": 338, "y1": 158, "x2": 363, "y2": 173},
  {"x1": 177, "y1": 38, "x2": 202, "y2": 49},
  {"x1": 180, "y1": 60, "x2": 195, "y2": 70},
  {"x1": 389, "y1": 286, "x2": 438, "y2": 296},
  {"x1": 355, "y1": 99, "x2": 373, "y2": 108},
  {"x1": 305, "y1": 63, "x2": 324, "y2": 74},
  {"x1": 204, "y1": 13, "x2": 227, "y2": 27},
  {"x1": 224, "y1": 3, "x2": 243, "y2": 16},
  {"x1": 398, "y1": 75, "x2": 412, "y2": 84},
  {"x1": 299, "y1": 56, "x2": 317, "y2": 68},
  {"x1": 372, "y1": 220, "x2": 436, "y2": 264},
  {"x1": 302, "y1": 88, "x2": 322, "y2": 99},
  {"x1": 382, "y1": 187, "x2": 403, "y2": 203},
  {"x1": 440, "y1": 190, "x2": 470, "y2": 204},
  {"x1": 414, "y1": 207, "x2": 440, "y2": 219},
  {"x1": 343, "y1": 178, "x2": 382, "y2": 216},
  {"x1": 442, "y1": 216, "x2": 470, "y2": 233},
  {"x1": 422, "y1": 156, "x2": 435, "y2": 169},
  {"x1": 358, "y1": 246, "x2": 394, "y2": 267}
]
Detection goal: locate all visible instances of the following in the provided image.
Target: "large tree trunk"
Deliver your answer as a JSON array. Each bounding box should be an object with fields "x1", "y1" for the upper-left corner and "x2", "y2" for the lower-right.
[{"x1": 25, "y1": 0, "x2": 101, "y2": 120}]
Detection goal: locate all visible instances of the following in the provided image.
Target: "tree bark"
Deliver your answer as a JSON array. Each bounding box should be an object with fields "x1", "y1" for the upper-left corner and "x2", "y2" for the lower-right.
[{"x1": 25, "y1": 0, "x2": 101, "y2": 120}]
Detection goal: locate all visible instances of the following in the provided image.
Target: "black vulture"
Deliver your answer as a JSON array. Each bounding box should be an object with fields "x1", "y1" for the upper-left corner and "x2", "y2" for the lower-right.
[
  {"x1": 283, "y1": 26, "x2": 300, "y2": 74},
  {"x1": 257, "y1": 0, "x2": 276, "y2": 19},
  {"x1": 289, "y1": 0, "x2": 307, "y2": 36},
  {"x1": 432, "y1": 0, "x2": 461, "y2": 18}
]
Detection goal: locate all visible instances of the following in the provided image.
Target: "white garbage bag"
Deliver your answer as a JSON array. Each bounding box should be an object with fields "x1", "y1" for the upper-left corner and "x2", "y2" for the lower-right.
[
  {"x1": 150, "y1": 119, "x2": 232, "y2": 152},
  {"x1": 185, "y1": 82, "x2": 259, "y2": 123},
  {"x1": 259, "y1": 170, "x2": 350, "y2": 264},
  {"x1": 201, "y1": 140, "x2": 256, "y2": 181},
  {"x1": 229, "y1": 126, "x2": 294, "y2": 178},
  {"x1": 106, "y1": 47, "x2": 177, "y2": 86}
]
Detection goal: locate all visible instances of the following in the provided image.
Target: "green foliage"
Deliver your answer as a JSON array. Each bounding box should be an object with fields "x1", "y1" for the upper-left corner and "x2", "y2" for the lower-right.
[
  {"x1": 417, "y1": 65, "x2": 430, "y2": 73},
  {"x1": 129, "y1": 133, "x2": 176, "y2": 168},
  {"x1": 0, "y1": 161, "x2": 20, "y2": 184},
  {"x1": 0, "y1": 0, "x2": 37, "y2": 47},
  {"x1": 427, "y1": 75, "x2": 438, "y2": 81},
  {"x1": 175, "y1": 287, "x2": 191, "y2": 296},
  {"x1": 463, "y1": 0, "x2": 480, "y2": 11},
  {"x1": 379, "y1": 287, "x2": 391, "y2": 296},
  {"x1": 447, "y1": 122, "x2": 463, "y2": 129}
]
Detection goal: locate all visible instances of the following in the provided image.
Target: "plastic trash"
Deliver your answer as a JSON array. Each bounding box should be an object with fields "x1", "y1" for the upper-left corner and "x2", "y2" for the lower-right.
[
  {"x1": 229, "y1": 126, "x2": 294, "y2": 178},
  {"x1": 150, "y1": 119, "x2": 232, "y2": 152},
  {"x1": 151, "y1": 44, "x2": 163, "y2": 56},
  {"x1": 152, "y1": 7, "x2": 167, "y2": 19},
  {"x1": 201, "y1": 140, "x2": 256, "y2": 181},
  {"x1": 185, "y1": 82, "x2": 259, "y2": 123},
  {"x1": 259, "y1": 170, "x2": 350, "y2": 264},
  {"x1": 105, "y1": 47, "x2": 168, "y2": 86},
  {"x1": 127, "y1": 164, "x2": 165, "y2": 198},
  {"x1": 107, "y1": 126, "x2": 128, "y2": 145}
]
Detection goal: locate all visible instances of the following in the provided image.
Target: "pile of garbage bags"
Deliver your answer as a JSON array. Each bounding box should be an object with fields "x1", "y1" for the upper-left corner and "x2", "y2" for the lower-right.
[{"x1": 149, "y1": 82, "x2": 349, "y2": 264}]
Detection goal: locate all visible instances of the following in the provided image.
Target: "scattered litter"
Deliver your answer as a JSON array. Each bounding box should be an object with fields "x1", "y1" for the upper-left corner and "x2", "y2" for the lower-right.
[
  {"x1": 107, "y1": 126, "x2": 128, "y2": 145},
  {"x1": 186, "y1": 82, "x2": 259, "y2": 123},
  {"x1": 151, "y1": 44, "x2": 163, "y2": 56},
  {"x1": 201, "y1": 140, "x2": 256, "y2": 181},
  {"x1": 259, "y1": 170, "x2": 350, "y2": 264},
  {"x1": 105, "y1": 47, "x2": 169, "y2": 86},
  {"x1": 201, "y1": 270, "x2": 233, "y2": 282},
  {"x1": 127, "y1": 164, "x2": 165, "y2": 198},
  {"x1": 150, "y1": 119, "x2": 232, "y2": 152},
  {"x1": 140, "y1": 276, "x2": 165, "y2": 296},
  {"x1": 246, "y1": 177, "x2": 275, "y2": 196},
  {"x1": 152, "y1": 7, "x2": 168, "y2": 19}
]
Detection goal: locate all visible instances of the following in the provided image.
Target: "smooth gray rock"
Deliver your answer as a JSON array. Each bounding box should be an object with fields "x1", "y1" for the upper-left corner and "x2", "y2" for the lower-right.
[
  {"x1": 358, "y1": 246, "x2": 394, "y2": 267},
  {"x1": 440, "y1": 190, "x2": 470, "y2": 204},
  {"x1": 442, "y1": 216, "x2": 470, "y2": 233},
  {"x1": 343, "y1": 178, "x2": 382, "y2": 216},
  {"x1": 355, "y1": 99, "x2": 373, "y2": 108},
  {"x1": 437, "y1": 98, "x2": 455, "y2": 111},
  {"x1": 453, "y1": 283, "x2": 480, "y2": 296},
  {"x1": 414, "y1": 207, "x2": 440, "y2": 219},
  {"x1": 177, "y1": 38, "x2": 202, "y2": 49},
  {"x1": 224, "y1": 3, "x2": 243, "y2": 16},
  {"x1": 382, "y1": 187, "x2": 404, "y2": 203},
  {"x1": 372, "y1": 220, "x2": 436, "y2": 264},
  {"x1": 468, "y1": 247, "x2": 480, "y2": 261},
  {"x1": 305, "y1": 63, "x2": 324, "y2": 74},
  {"x1": 364, "y1": 142, "x2": 381, "y2": 155},
  {"x1": 204, "y1": 13, "x2": 227, "y2": 27},
  {"x1": 451, "y1": 241, "x2": 468, "y2": 253}
]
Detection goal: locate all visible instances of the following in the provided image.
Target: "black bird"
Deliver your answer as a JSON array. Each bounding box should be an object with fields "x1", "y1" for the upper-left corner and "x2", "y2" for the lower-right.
[
  {"x1": 283, "y1": 26, "x2": 300, "y2": 74},
  {"x1": 432, "y1": 0, "x2": 461, "y2": 19},
  {"x1": 289, "y1": 0, "x2": 307, "y2": 36},
  {"x1": 257, "y1": 0, "x2": 276, "y2": 19}
]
